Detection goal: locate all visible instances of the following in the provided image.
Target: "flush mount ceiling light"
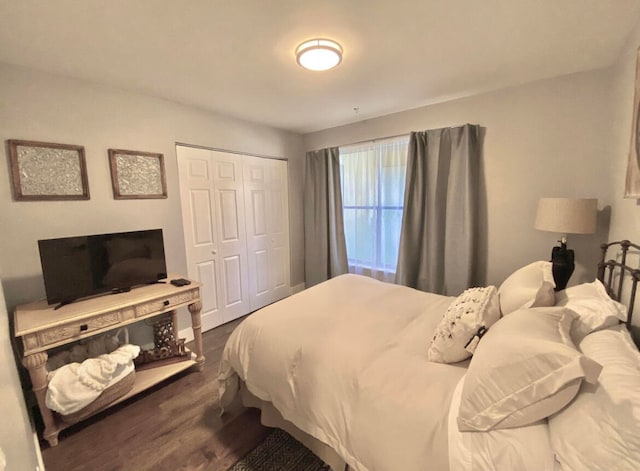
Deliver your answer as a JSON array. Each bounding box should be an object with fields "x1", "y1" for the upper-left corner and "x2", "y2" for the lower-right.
[{"x1": 295, "y1": 38, "x2": 343, "y2": 71}]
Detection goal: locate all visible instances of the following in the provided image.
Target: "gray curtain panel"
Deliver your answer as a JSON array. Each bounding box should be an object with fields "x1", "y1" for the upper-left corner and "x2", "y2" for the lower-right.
[
  {"x1": 304, "y1": 147, "x2": 348, "y2": 287},
  {"x1": 395, "y1": 124, "x2": 481, "y2": 295}
]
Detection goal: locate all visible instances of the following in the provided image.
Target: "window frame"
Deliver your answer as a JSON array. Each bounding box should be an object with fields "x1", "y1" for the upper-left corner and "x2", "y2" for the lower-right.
[{"x1": 339, "y1": 136, "x2": 409, "y2": 274}]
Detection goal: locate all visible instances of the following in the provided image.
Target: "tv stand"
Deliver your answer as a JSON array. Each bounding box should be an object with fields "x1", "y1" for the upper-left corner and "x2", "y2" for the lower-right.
[{"x1": 13, "y1": 275, "x2": 203, "y2": 447}]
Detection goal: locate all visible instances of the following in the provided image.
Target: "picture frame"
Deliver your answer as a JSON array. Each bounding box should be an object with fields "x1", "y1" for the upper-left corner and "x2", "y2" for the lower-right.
[
  {"x1": 7, "y1": 139, "x2": 90, "y2": 201},
  {"x1": 108, "y1": 149, "x2": 167, "y2": 200},
  {"x1": 625, "y1": 47, "x2": 640, "y2": 198}
]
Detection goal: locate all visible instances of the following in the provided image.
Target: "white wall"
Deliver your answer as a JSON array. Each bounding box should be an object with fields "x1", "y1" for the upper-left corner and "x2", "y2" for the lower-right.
[
  {"x1": 304, "y1": 68, "x2": 614, "y2": 289},
  {"x1": 607, "y1": 19, "x2": 640, "y2": 334},
  {"x1": 608, "y1": 19, "x2": 640, "y2": 242},
  {"x1": 0, "y1": 283, "x2": 40, "y2": 470}
]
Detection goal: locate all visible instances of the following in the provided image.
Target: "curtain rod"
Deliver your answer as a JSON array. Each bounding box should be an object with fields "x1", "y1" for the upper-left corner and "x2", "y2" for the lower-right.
[
  {"x1": 308, "y1": 132, "x2": 411, "y2": 153},
  {"x1": 174, "y1": 142, "x2": 286, "y2": 161},
  {"x1": 327, "y1": 132, "x2": 410, "y2": 151},
  {"x1": 312, "y1": 122, "x2": 478, "y2": 152},
  {"x1": 341, "y1": 132, "x2": 410, "y2": 148}
]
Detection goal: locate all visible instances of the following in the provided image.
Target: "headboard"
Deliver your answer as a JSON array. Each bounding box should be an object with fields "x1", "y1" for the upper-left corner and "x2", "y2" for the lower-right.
[{"x1": 597, "y1": 240, "x2": 640, "y2": 328}]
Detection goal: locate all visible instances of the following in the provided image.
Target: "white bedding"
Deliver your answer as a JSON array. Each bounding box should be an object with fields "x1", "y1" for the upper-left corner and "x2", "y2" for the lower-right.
[
  {"x1": 219, "y1": 274, "x2": 640, "y2": 471},
  {"x1": 219, "y1": 274, "x2": 466, "y2": 471},
  {"x1": 448, "y1": 376, "x2": 558, "y2": 471}
]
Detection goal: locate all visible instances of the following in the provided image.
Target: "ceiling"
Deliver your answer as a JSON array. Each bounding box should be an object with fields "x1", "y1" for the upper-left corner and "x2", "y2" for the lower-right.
[{"x1": 1, "y1": 1, "x2": 639, "y2": 134}]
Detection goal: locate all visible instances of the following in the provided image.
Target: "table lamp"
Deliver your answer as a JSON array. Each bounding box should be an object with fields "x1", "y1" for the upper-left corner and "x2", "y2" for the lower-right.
[{"x1": 534, "y1": 197, "x2": 598, "y2": 291}]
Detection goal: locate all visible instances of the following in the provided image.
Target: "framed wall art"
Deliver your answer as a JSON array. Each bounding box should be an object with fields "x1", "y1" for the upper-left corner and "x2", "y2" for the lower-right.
[
  {"x1": 625, "y1": 46, "x2": 640, "y2": 198},
  {"x1": 108, "y1": 149, "x2": 167, "y2": 199},
  {"x1": 7, "y1": 139, "x2": 90, "y2": 201}
]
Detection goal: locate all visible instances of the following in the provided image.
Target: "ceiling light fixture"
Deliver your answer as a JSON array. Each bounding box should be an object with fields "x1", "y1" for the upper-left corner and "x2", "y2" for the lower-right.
[{"x1": 295, "y1": 39, "x2": 342, "y2": 71}]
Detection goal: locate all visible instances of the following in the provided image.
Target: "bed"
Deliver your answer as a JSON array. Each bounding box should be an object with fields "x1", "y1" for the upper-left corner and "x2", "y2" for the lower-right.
[{"x1": 218, "y1": 240, "x2": 640, "y2": 471}]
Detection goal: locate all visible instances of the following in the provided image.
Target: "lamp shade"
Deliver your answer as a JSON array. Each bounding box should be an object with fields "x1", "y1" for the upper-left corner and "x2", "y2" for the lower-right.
[{"x1": 534, "y1": 198, "x2": 597, "y2": 234}]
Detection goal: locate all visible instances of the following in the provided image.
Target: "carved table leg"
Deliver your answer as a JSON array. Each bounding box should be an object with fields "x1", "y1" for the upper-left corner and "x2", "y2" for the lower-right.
[
  {"x1": 170, "y1": 309, "x2": 179, "y2": 340},
  {"x1": 188, "y1": 300, "x2": 205, "y2": 371},
  {"x1": 23, "y1": 352, "x2": 59, "y2": 447}
]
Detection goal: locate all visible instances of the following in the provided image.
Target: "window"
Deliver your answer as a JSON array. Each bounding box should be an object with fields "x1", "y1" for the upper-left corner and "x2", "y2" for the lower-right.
[{"x1": 339, "y1": 136, "x2": 409, "y2": 281}]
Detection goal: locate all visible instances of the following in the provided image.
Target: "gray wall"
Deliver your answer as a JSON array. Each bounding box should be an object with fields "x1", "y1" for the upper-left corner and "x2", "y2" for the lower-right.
[
  {"x1": 0, "y1": 62, "x2": 305, "y2": 468},
  {"x1": 0, "y1": 283, "x2": 40, "y2": 470},
  {"x1": 0, "y1": 63, "x2": 306, "y2": 312},
  {"x1": 608, "y1": 15, "x2": 640, "y2": 242},
  {"x1": 304, "y1": 68, "x2": 615, "y2": 291}
]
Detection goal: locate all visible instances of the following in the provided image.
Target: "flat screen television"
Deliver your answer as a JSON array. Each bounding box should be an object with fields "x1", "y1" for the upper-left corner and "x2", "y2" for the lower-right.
[{"x1": 38, "y1": 229, "x2": 167, "y2": 307}]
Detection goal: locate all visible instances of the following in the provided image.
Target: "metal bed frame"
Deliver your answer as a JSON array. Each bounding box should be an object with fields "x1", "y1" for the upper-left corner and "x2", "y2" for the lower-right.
[{"x1": 597, "y1": 239, "x2": 640, "y2": 328}]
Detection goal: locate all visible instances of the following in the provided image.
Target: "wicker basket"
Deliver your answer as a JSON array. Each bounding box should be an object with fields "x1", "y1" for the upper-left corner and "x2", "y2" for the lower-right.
[{"x1": 59, "y1": 370, "x2": 136, "y2": 424}]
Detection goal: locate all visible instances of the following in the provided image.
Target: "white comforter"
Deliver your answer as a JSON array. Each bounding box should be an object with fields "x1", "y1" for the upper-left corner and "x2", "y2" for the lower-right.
[{"x1": 219, "y1": 274, "x2": 466, "y2": 471}]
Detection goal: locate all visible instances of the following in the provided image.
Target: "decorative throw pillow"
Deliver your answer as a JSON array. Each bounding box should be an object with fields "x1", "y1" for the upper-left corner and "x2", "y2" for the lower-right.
[
  {"x1": 548, "y1": 325, "x2": 640, "y2": 471},
  {"x1": 555, "y1": 279, "x2": 628, "y2": 343},
  {"x1": 457, "y1": 307, "x2": 602, "y2": 432},
  {"x1": 498, "y1": 261, "x2": 556, "y2": 315},
  {"x1": 427, "y1": 286, "x2": 500, "y2": 364}
]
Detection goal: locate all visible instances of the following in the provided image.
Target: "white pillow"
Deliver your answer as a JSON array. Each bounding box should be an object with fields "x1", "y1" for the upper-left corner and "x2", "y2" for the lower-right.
[
  {"x1": 548, "y1": 324, "x2": 640, "y2": 471},
  {"x1": 498, "y1": 261, "x2": 556, "y2": 315},
  {"x1": 427, "y1": 286, "x2": 500, "y2": 364},
  {"x1": 457, "y1": 307, "x2": 602, "y2": 432},
  {"x1": 448, "y1": 376, "x2": 556, "y2": 471},
  {"x1": 555, "y1": 279, "x2": 628, "y2": 343}
]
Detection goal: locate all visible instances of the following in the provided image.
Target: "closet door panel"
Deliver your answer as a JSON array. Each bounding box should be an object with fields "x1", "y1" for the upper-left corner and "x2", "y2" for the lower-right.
[
  {"x1": 250, "y1": 189, "x2": 268, "y2": 236},
  {"x1": 268, "y1": 160, "x2": 291, "y2": 300},
  {"x1": 271, "y1": 246, "x2": 287, "y2": 288},
  {"x1": 244, "y1": 156, "x2": 272, "y2": 311},
  {"x1": 196, "y1": 260, "x2": 223, "y2": 329},
  {"x1": 177, "y1": 146, "x2": 225, "y2": 331},
  {"x1": 211, "y1": 151, "x2": 250, "y2": 321},
  {"x1": 218, "y1": 190, "x2": 241, "y2": 241},
  {"x1": 190, "y1": 190, "x2": 214, "y2": 246},
  {"x1": 250, "y1": 188, "x2": 270, "y2": 299},
  {"x1": 223, "y1": 255, "x2": 243, "y2": 304},
  {"x1": 255, "y1": 249, "x2": 269, "y2": 294}
]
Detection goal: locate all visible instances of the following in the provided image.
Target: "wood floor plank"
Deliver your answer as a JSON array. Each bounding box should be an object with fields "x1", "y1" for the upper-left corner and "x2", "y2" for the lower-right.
[{"x1": 40, "y1": 316, "x2": 269, "y2": 471}]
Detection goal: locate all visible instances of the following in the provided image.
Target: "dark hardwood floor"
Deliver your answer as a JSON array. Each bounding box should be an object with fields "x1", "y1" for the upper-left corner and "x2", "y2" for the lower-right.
[{"x1": 40, "y1": 317, "x2": 270, "y2": 471}]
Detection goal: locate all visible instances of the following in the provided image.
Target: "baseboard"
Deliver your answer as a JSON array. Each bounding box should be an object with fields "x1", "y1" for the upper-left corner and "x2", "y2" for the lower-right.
[
  {"x1": 30, "y1": 411, "x2": 44, "y2": 471},
  {"x1": 178, "y1": 327, "x2": 194, "y2": 343},
  {"x1": 33, "y1": 430, "x2": 44, "y2": 471},
  {"x1": 291, "y1": 283, "x2": 306, "y2": 294}
]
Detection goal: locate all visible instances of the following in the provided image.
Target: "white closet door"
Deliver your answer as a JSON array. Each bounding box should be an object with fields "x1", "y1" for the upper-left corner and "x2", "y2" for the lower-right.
[
  {"x1": 243, "y1": 156, "x2": 291, "y2": 310},
  {"x1": 176, "y1": 146, "x2": 224, "y2": 331},
  {"x1": 243, "y1": 156, "x2": 271, "y2": 310},
  {"x1": 210, "y1": 150, "x2": 251, "y2": 322},
  {"x1": 266, "y1": 159, "x2": 291, "y2": 303},
  {"x1": 177, "y1": 146, "x2": 250, "y2": 330}
]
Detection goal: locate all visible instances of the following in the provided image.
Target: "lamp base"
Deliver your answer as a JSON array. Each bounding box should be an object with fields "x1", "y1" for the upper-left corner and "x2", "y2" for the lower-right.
[{"x1": 551, "y1": 245, "x2": 574, "y2": 291}]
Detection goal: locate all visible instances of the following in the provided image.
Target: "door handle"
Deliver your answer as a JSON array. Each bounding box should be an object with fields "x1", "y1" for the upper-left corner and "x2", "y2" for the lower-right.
[{"x1": 212, "y1": 250, "x2": 217, "y2": 255}]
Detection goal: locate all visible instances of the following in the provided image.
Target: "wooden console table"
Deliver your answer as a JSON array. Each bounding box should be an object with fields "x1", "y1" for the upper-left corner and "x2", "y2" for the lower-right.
[{"x1": 14, "y1": 276, "x2": 204, "y2": 447}]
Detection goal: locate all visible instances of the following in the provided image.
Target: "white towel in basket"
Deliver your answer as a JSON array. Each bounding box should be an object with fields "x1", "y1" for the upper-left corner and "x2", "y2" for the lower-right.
[{"x1": 46, "y1": 344, "x2": 140, "y2": 415}]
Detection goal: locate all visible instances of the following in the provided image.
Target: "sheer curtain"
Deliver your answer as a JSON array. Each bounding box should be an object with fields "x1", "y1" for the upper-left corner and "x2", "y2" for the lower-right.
[
  {"x1": 339, "y1": 136, "x2": 409, "y2": 282},
  {"x1": 395, "y1": 124, "x2": 481, "y2": 295},
  {"x1": 304, "y1": 147, "x2": 349, "y2": 287}
]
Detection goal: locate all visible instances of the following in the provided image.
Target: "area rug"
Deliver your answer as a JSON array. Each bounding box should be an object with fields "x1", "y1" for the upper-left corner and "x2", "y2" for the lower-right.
[{"x1": 228, "y1": 428, "x2": 331, "y2": 471}]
